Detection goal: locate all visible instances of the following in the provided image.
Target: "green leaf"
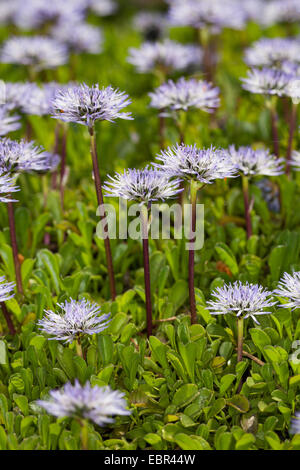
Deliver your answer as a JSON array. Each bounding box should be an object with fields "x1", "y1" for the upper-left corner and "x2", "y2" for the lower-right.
[
  {"x1": 227, "y1": 395, "x2": 250, "y2": 413},
  {"x1": 215, "y1": 242, "x2": 239, "y2": 276}
]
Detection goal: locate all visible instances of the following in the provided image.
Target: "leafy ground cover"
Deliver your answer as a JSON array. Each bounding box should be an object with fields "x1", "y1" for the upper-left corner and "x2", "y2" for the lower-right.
[{"x1": 0, "y1": 0, "x2": 300, "y2": 451}]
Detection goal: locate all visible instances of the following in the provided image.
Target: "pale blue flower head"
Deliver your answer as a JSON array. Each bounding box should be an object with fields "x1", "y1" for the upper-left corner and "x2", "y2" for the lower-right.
[
  {"x1": 50, "y1": 20, "x2": 103, "y2": 54},
  {"x1": 22, "y1": 83, "x2": 62, "y2": 116},
  {"x1": 0, "y1": 82, "x2": 35, "y2": 112},
  {"x1": 37, "y1": 380, "x2": 131, "y2": 426},
  {"x1": 0, "y1": 107, "x2": 21, "y2": 136},
  {"x1": 155, "y1": 144, "x2": 238, "y2": 183},
  {"x1": 51, "y1": 83, "x2": 133, "y2": 128},
  {"x1": 245, "y1": 38, "x2": 300, "y2": 69},
  {"x1": 207, "y1": 281, "x2": 276, "y2": 324},
  {"x1": 274, "y1": 272, "x2": 300, "y2": 310},
  {"x1": 0, "y1": 36, "x2": 69, "y2": 71},
  {"x1": 167, "y1": 0, "x2": 247, "y2": 34},
  {"x1": 0, "y1": 138, "x2": 60, "y2": 174},
  {"x1": 226, "y1": 145, "x2": 285, "y2": 177},
  {"x1": 0, "y1": 170, "x2": 20, "y2": 203},
  {"x1": 241, "y1": 68, "x2": 292, "y2": 97},
  {"x1": 38, "y1": 298, "x2": 111, "y2": 343},
  {"x1": 89, "y1": 0, "x2": 117, "y2": 16},
  {"x1": 0, "y1": 276, "x2": 16, "y2": 301},
  {"x1": 149, "y1": 77, "x2": 220, "y2": 114},
  {"x1": 127, "y1": 39, "x2": 202, "y2": 74},
  {"x1": 133, "y1": 12, "x2": 169, "y2": 41},
  {"x1": 103, "y1": 167, "x2": 183, "y2": 203}
]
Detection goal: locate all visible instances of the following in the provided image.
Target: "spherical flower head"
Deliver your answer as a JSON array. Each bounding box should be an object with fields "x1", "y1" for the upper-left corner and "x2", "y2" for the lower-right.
[
  {"x1": 0, "y1": 170, "x2": 20, "y2": 202},
  {"x1": 37, "y1": 380, "x2": 131, "y2": 427},
  {"x1": 168, "y1": 0, "x2": 247, "y2": 33},
  {"x1": 50, "y1": 20, "x2": 103, "y2": 55},
  {"x1": 0, "y1": 107, "x2": 21, "y2": 136},
  {"x1": 290, "y1": 412, "x2": 300, "y2": 435},
  {"x1": 149, "y1": 77, "x2": 220, "y2": 114},
  {"x1": 207, "y1": 281, "x2": 277, "y2": 324},
  {"x1": 89, "y1": 0, "x2": 117, "y2": 16},
  {"x1": 0, "y1": 275, "x2": 16, "y2": 301},
  {"x1": 103, "y1": 167, "x2": 183, "y2": 204},
  {"x1": 155, "y1": 144, "x2": 238, "y2": 184},
  {"x1": 241, "y1": 68, "x2": 291, "y2": 97},
  {"x1": 285, "y1": 78, "x2": 300, "y2": 104},
  {"x1": 0, "y1": 82, "x2": 36, "y2": 112},
  {"x1": 0, "y1": 138, "x2": 59, "y2": 174},
  {"x1": 38, "y1": 298, "x2": 111, "y2": 343},
  {"x1": 51, "y1": 83, "x2": 133, "y2": 128},
  {"x1": 226, "y1": 145, "x2": 285, "y2": 177},
  {"x1": 274, "y1": 272, "x2": 300, "y2": 310},
  {"x1": 127, "y1": 39, "x2": 202, "y2": 74},
  {"x1": 22, "y1": 82, "x2": 62, "y2": 116},
  {"x1": 244, "y1": 38, "x2": 300, "y2": 69},
  {"x1": 0, "y1": 36, "x2": 69, "y2": 71}
]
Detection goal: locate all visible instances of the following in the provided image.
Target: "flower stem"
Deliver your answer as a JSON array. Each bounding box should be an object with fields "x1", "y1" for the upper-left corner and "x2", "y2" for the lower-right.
[
  {"x1": 89, "y1": 126, "x2": 116, "y2": 301},
  {"x1": 286, "y1": 103, "x2": 298, "y2": 176},
  {"x1": 268, "y1": 99, "x2": 280, "y2": 158},
  {"x1": 189, "y1": 180, "x2": 198, "y2": 325},
  {"x1": 59, "y1": 124, "x2": 68, "y2": 211},
  {"x1": 141, "y1": 205, "x2": 152, "y2": 337},
  {"x1": 242, "y1": 175, "x2": 252, "y2": 239},
  {"x1": 80, "y1": 419, "x2": 89, "y2": 450},
  {"x1": 1, "y1": 302, "x2": 16, "y2": 335},
  {"x1": 7, "y1": 201, "x2": 23, "y2": 295},
  {"x1": 237, "y1": 317, "x2": 244, "y2": 393},
  {"x1": 75, "y1": 337, "x2": 83, "y2": 358},
  {"x1": 159, "y1": 115, "x2": 165, "y2": 149}
]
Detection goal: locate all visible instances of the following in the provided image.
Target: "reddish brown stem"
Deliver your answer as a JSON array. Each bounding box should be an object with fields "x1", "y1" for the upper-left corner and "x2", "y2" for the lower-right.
[
  {"x1": 189, "y1": 182, "x2": 198, "y2": 324},
  {"x1": 1, "y1": 302, "x2": 16, "y2": 335},
  {"x1": 89, "y1": 127, "x2": 116, "y2": 301},
  {"x1": 159, "y1": 115, "x2": 165, "y2": 149},
  {"x1": 141, "y1": 208, "x2": 152, "y2": 337},
  {"x1": 60, "y1": 127, "x2": 68, "y2": 211},
  {"x1": 242, "y1": 176, "x2": 252, "y2": 239},
  {"x1": 270, "y1": 107, "x2": 280, "y2": 158},
  {"x1": 7, "y1": 201, "x2": 23, "y2": 295}
]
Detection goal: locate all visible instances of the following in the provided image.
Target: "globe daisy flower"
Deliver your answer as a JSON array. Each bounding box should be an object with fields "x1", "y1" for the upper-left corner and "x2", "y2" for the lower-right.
[
  {"x1": 241, "y1": 68, "x2": 291, "y2": 97},
  {"x1": 37, "y1": 380, "x2": 130, "y2": 448},
  {"x1": 244, "y1": 38, "x2": 300, "y2": 69},
  {"x1": 0, "y1": 36, "x2": 69, "y2": 72},
  {"x1": 274, "y1": 272, "x2": 300, "y2": 309},
  {"x1": 103, "y1": 167, "x2": 182, "y2": 204},
  {"x1": 50, "y1": 20, "x2": 103, "y2": 55},
  {"x1": 22, "y1": 83, "x2": 61, "y2": 117},
  {"x1": 0, "y1": 82, "x2": 35, "y2": 112},
  {"x1": 149, "y1": 77, "x2": 220, "y2": 114},
  {"x1": 0, "y1": 137, "x2": 59, "y2": 295},
  {"x1": 156, "y1": 144, "x2": 237, "y2": 183},
  {"x1": 226, "y1": 145, "x2": 284, "y2": 237},
  {"x1": 38, "y1": 298, "x2": 111, "y2": 355},
  {"x1": 89, "y1": 0, "x2": 117, "y2": 17},
  {"x1": 127, "y1": 39, "x2": 202, "y2": 75},
  {"x1": 156, "y1": 144, "x2": 238, "y2": 325},
  {"x1": 104, "y1": 167, "x2": 182, "y2": 337},
  {"x1": 52, "y1": 83, "x2": 132, "y2": 128},
  {"x1": 0, "y1": 275, "x2": 16, "y2": 335},
  {"x1": 227, "y1": 146, "x2": 284, "y2": 177},
  {"x1": 0, "y1": 138, "x2": 59, "y2": 174},
  {"x1": 0, "y1": 170, "x2": 19, "y2": 203},
  {"x1": 207, "y1": 281, "x2": 276, "y2": 380},
  {"x1": 0, "y1": 107, "x2": 21, "y2": 136},
  {"x1": 241, "y1": 68, "x2": 292, "y2": 158},
  {"x1": 167, "y1": 0, "x2": 246, "y2": 33},
  {"x1": 52, "y1": 83, "x2": 133, "y2": 301}
]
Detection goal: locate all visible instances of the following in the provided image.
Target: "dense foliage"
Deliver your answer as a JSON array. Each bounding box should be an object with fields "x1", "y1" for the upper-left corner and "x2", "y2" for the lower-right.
[{"x1": 0, "y1": 0, "x2": 300, "y2": 451}]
